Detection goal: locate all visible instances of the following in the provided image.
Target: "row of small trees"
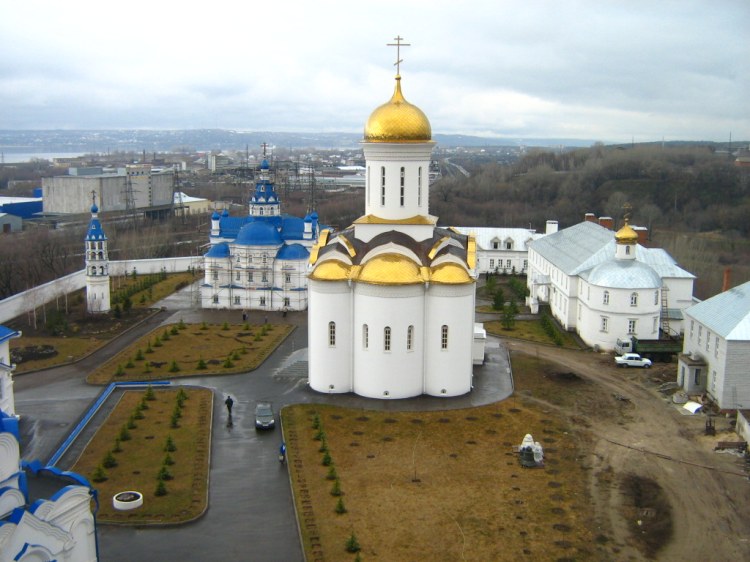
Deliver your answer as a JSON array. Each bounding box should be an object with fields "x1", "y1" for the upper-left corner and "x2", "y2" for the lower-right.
[
  {"x1": 91, "y1": 385, "x2": 185, "y2": 498},
  {"x1": 311, "y1": 413, "x2": 362, "y2": 559}
]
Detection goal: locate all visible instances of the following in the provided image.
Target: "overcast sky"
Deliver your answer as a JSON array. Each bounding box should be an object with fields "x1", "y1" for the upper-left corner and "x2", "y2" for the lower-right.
[{"x1": 1, "y1": 0, "x2": 748, "y2": 143}]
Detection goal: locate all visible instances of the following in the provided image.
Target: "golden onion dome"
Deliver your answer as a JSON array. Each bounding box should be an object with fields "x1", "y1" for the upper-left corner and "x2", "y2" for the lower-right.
[
  {"x1": 308, "y1": 260, "x2": 351, "y2": 282},
  {"x1": 357, "y1": 253, "x2": 424, "y2": 285},
  {"x1": 430, "y1": 263, "x2": 473, "y2": 284},
  {"x1": 364, "y1": 75, "x2": 432, "y2": 143},
  {"x1": 615, "y1": 221, "x2": 638, "y2": 244}
]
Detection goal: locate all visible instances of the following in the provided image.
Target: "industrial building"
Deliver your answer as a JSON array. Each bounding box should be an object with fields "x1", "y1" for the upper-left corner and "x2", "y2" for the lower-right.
[{"x1": 42, "y1": 165, "x2": 174, "y2": 215}]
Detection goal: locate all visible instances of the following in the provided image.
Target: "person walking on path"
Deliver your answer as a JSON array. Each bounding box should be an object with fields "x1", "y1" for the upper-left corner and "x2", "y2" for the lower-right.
[{"x1": 225, "y1": 395, "x2": 234, "y2": 414}]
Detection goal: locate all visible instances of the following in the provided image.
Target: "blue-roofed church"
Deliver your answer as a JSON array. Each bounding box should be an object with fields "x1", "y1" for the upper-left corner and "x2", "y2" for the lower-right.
[{"x1": 201, "y1": 156, "x2": 320, "y2": 311}]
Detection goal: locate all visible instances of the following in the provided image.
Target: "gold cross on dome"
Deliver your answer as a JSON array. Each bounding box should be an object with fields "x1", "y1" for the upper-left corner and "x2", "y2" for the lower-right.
[{"x1": 387, "y1": 35, "x2": 411, "y2": 75}]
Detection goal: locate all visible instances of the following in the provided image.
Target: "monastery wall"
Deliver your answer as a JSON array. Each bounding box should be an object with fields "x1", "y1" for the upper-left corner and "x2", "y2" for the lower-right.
[{"x1": 0, "y1": 257, "x2": 200, "y2": 323}]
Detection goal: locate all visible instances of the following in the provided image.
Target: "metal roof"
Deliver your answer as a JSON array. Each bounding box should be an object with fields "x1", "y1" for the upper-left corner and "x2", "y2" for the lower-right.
[
  {"x1": 530, "y1": 221, "x2": 694, "y2": 281},
  {"x1": 685, "y1": 280, "x2": 750, "y2": 340},
  {"x1": 454, "y1": 226, "x2": 541, "y2": 251}
]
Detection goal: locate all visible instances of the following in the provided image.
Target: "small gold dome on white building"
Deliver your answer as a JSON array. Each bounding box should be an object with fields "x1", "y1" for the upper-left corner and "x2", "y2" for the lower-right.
[
  {"x1": 615, "y1": 220, "x2": 638, "y2": 244},
  {"x1": 364, "y1": 76, "x2": 432, "y2": 143}
]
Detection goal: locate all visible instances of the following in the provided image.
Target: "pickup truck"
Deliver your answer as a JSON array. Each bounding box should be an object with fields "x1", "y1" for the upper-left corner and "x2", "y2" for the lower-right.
[{"x1": 615, "y1": 353, "x2": 652, "y2": 368}]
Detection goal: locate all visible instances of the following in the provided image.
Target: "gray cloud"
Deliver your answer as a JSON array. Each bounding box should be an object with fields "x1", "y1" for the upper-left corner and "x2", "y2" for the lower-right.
[{"x1": 0, "y1": 0, "x2": 747, "y2": 142}]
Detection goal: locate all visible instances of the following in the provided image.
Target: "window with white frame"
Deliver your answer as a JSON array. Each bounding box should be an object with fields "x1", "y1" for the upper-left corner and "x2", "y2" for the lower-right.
[
  {"x1": 259, "y1": 296, "x2": 266, "y2": 306},
  {"x1": 418, "y1": 167, "x2": 422, "y2": 206},
  {"x1": 523, "y1": 259, "x2": 527, "y2": 270},
  {"x1": 363, "y1": 324, "x2": 369, "y2": 349},
  {"x1": 212, "y1": 295, "x2": 219, "y2": 304},
  {"x1": 407, "y1": 325, "x2": 414, "y2": 351},
  {"x1": 706, "y1": 331, "x2": 711, "y2": 352},
  {"x1": 441, "y1": 325, "x2": 448, "y2": 349},
  {"x1": 489, "y1": 259, "x2": 495, "y2": 269},
  {"x1": 328, "y1": 321, "x2": 336, "y2": 346},
  {"x1": 714, "y1": 336, "x2": 719, "y2": 358},
  {"x1": 384, "y1": 326, "x2": 391, "y2": 351},
  {"x1": 262, "y1": 272, "x2": 268, "y2": 283},
  {"x1": 653, "y1": 317, "x2": 658, "y2": 333},
  {"x1": 628, "y1": 319, "x2": 637, "y2": 334},
  {"x1": 285, "y1": 273, "x2": 291, "y2": 283},
  {"x1": 654, "y1": 290, "x2": 659, "y2": 305},
  {"x1": 212, "y1": 270, "x2": 218, "y2": 281},
  {"x1": 506, "y1": 260, "x2": 511, "y2": 268},
  {"x1": 400, "y1": 167, "x2": 405, "y2": 206},
  {"x1": 235, "y1": 271, "x2": 240, "y2": 281},
  {"x1": 380, "y1": 166, "x2": 386, "y2": 205},
  {"x1": 248, "y1": 272, "x2": 253, "y2": 282},
  {"x1": 234, "y1": 295, "x2": 240, "y2": 305},
  {"x1": 603, "y1": 291, "x2": 610, "y2": 305},
  {"x1": 630, "y1": 292, "x2": 638, "y2": 306},
  {"x1": 283, "y1": 297, "x2": 290, "y2": 307},
  {"x1": 601, "y1": 316, "x2": 609, "y2": 332}
]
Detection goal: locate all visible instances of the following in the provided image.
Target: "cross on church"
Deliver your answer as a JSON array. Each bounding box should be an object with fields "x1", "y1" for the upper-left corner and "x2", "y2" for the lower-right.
[
  {"x1": 260, "y1": 143, "x2": 268, "y2": 157},
  {"x1": 622, "y1": 202, "x2": 633, "y2": 223},
  {"x1": 91, "y1": 190, "x2": 97, "y2": 207},
  {"x1": 387, "y1": 35, "x2": 411, "y2": 75}
]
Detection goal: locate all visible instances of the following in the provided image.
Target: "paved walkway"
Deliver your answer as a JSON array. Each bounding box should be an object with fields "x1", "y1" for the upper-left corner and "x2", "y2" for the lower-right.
[{"x1": 13, "y1": 283, "x2": 513, "y2": 562}]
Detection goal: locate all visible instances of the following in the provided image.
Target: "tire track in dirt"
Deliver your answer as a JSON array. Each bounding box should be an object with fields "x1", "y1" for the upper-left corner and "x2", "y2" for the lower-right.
[{"x1": 502, "y1": 338, "x2": 750, "y2": 561}]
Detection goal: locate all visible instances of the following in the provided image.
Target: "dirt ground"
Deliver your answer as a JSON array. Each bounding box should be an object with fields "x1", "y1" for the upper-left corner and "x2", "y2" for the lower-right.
[{"x1": 504, "y1": 338, "x2": 750, "y2": 560}]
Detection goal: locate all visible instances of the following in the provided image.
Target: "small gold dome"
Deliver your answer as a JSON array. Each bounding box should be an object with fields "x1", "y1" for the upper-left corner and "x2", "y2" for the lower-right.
[
  {"x1": 309, "y1": 260, "x2": 350, "y2": 281},
  {"x1": 357, "y1": 254, "x2": 424, "y2": 285},
  {"x1": 364, "y1": 76, "x2": 432, "y2": 143},
  {"x1": 615, "y1": 221, "x2": 638, "y2": 244},
  {"x1": 430, "y1": 263, "x2": 473, "y2": 285}
]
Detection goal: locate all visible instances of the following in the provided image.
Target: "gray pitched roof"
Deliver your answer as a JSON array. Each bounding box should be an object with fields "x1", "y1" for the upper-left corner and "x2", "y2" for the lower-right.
[
  {"x1": 529, "y1": 221, "x2": 694, "y2": 281},
  {"x1": 529, "y1": 221, "x2": 612, "y2": 275},
  {"x1": 686, "y1": 280, "x2": 750, "y2": 340}
]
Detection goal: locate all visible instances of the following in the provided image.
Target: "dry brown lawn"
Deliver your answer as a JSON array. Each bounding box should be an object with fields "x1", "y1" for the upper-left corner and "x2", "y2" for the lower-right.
[
  {"x1": 283, "y1": 399, "x2": 594, "y2": 562},
  {"x1": 86, "y1": 322, "x2": 293, "y2": 384},
  {"x1": 71, "y1": 387, "x2": 212, "y2": 524}
]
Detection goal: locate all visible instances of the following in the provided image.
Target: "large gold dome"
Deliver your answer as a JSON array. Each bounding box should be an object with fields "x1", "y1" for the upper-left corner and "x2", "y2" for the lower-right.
[{"x1": 364, "y1": 76, "x2": 432, "y2": 143}]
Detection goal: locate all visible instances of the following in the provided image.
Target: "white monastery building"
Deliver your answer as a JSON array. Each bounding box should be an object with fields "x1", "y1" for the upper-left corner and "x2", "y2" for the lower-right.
[
  {"x1": 307, "y1": 60, "x2": 478, "y2": 399},
  {"x1": 677, "y1": 280, "x2": 750, "y2": 409},
  {"x1": 527, "y1": 217, "x2": 695, "y2": 351},
  {"x1": 201, "y1": 158, "x2": 320, "y2": 311},
  {"x1": 455, "y1": 221, "x2": 557, "y2": 276}
]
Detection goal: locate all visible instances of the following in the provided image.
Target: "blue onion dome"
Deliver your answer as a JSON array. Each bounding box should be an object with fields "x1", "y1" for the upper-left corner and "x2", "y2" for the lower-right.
[
  {"x1": 277, "y1": 243, "x2": 310, "y2": 260},
  {"x1": 91, "y1": 203, "x2": 99, "y2": 214},
  {"x1": 212, "y1": 210, "x2": 220, "y2": 220},
  {"x1": 310, "y1": 212, "x2": 318, "y2": 220},
  {"x1": 205, "y1": 242, "x2": 230, "y2": 258},
  {"x1": 261, "y1": 159, "x2": 270, "y2": 170},
  {"x1": 235, "y1": 221, "x2": 283, "y2": 245},
  {"x1": 222, "y1": 209, "x2": 229, "y2": 217},
  {"x1": 304, "y1": 214, "x2": 312, "y2": 223}
]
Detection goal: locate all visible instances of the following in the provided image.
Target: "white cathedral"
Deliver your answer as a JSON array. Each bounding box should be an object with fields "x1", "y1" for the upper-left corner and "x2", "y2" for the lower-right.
[
  {"x1": 307, "y1": 63, "x2": 478, "y2": 399},
  {"x1": 201, "y1": 158, "x2": 319, "y2": 311}
]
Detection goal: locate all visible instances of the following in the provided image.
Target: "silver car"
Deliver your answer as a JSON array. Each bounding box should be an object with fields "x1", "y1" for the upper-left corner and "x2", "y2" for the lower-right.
[{"x1": 254, "y1": 402, "x2": 275, "y2": 430}]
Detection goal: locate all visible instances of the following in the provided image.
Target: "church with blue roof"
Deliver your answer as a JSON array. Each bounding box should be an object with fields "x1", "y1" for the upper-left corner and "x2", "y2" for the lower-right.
[{"x1": 201, "y1": 156, "x2": 320, "y2": 311}]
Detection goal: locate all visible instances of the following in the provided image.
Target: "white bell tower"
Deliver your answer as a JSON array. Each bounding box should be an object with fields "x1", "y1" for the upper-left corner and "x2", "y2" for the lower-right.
[{"x1": 85, "y1": 193, "x2": 111, "y2": 313}]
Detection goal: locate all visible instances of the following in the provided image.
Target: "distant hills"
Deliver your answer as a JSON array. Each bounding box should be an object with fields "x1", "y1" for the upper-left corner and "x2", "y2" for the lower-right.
[
  {"x1": 0, "y1": 129, "x2": 604, "y2": 154},
  {"x1": 0, "y1": 129, "x2": 741, "y2": 155}
]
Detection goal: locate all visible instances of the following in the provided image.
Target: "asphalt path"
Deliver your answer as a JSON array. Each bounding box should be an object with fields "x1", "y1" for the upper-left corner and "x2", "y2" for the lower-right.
[{"x1": 13, "y1": 284, "x2": 513, "y2": 561}]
